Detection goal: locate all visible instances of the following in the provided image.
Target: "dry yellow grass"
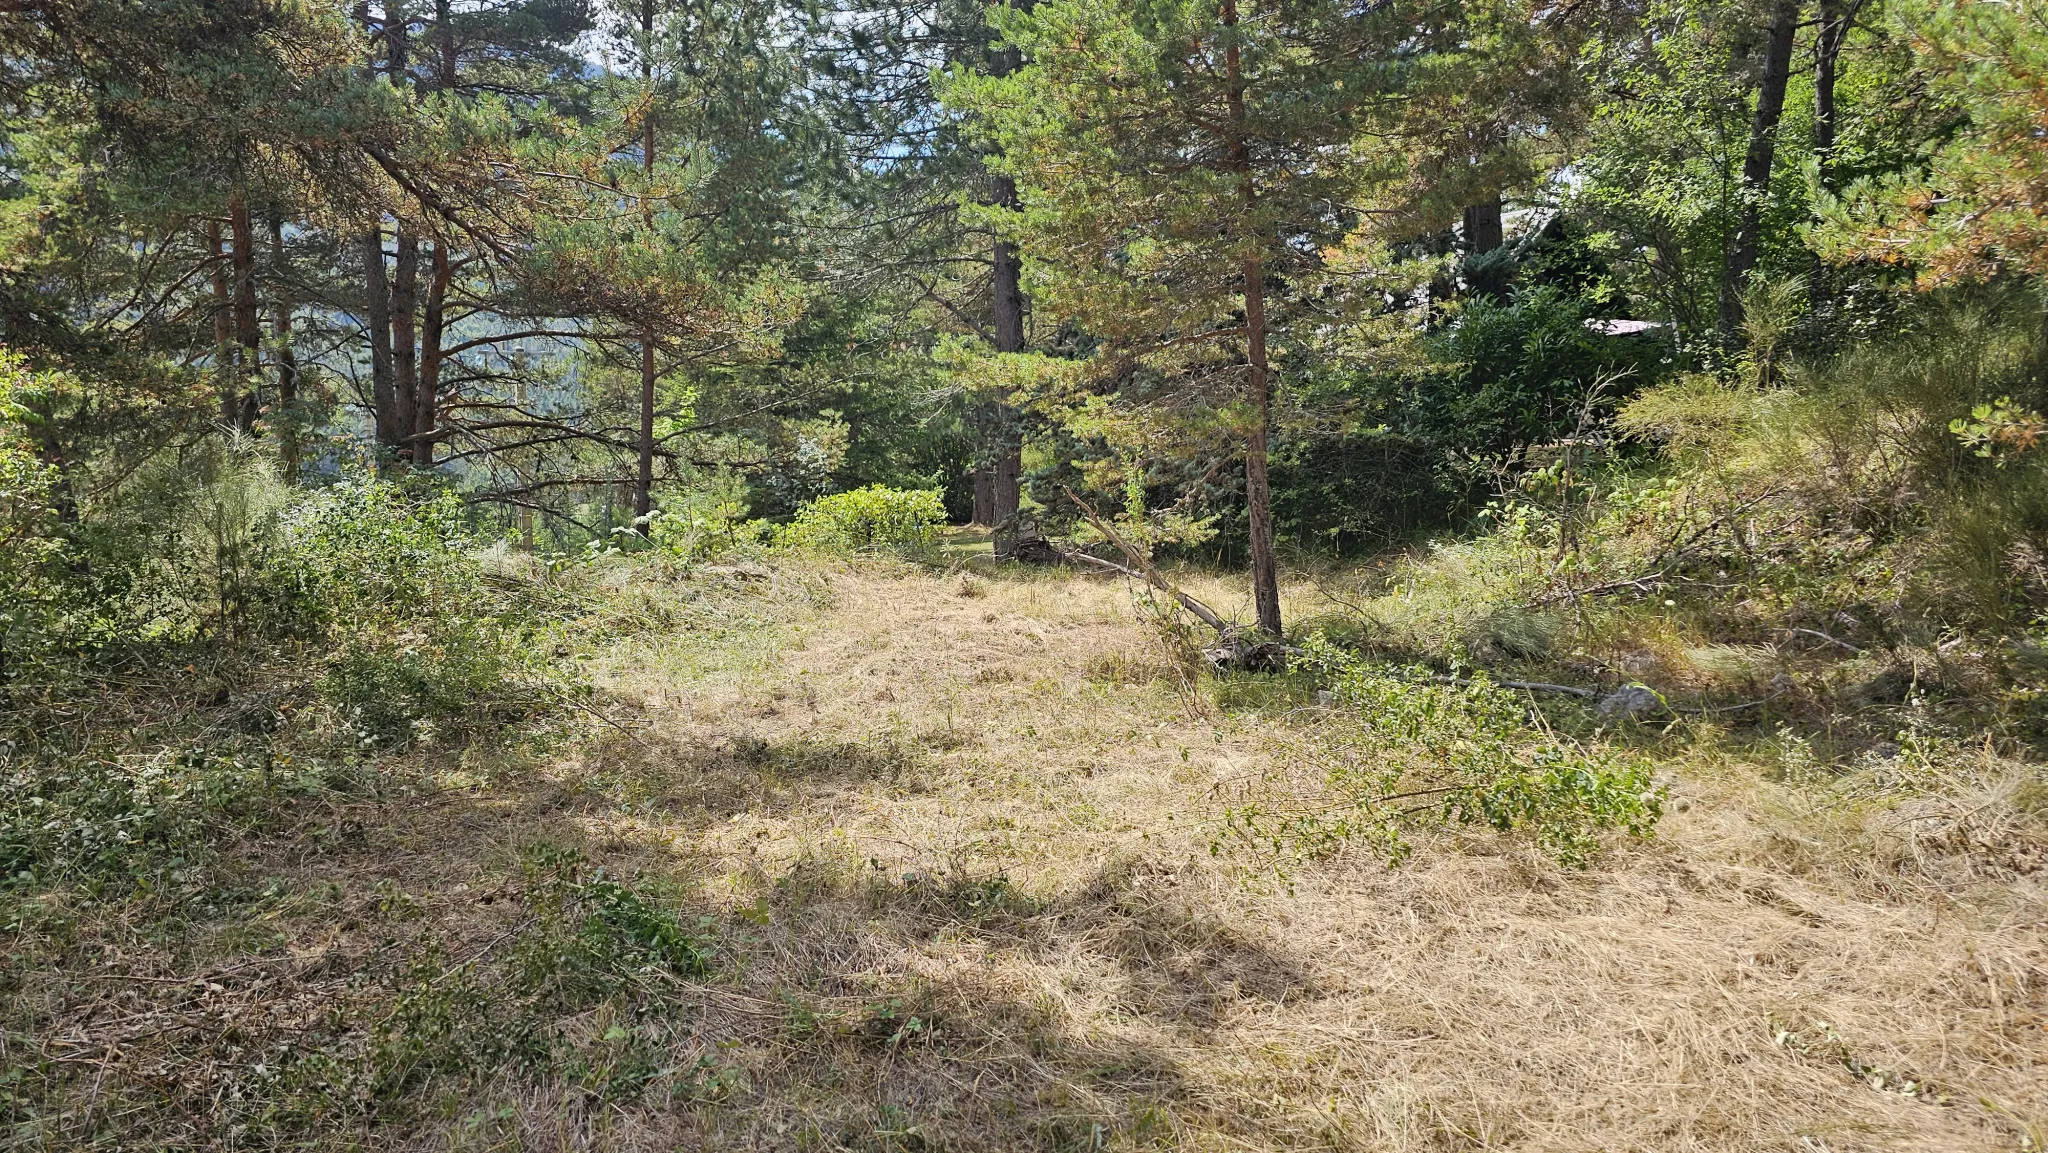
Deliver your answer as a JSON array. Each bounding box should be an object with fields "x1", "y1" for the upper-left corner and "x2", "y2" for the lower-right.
[
  {"x1": 503, "y1": 554, "x2": 2042, "y2": 1151},
  {"x1": 16, "y1": 552, "x2": 2043, "y2": 1151}
]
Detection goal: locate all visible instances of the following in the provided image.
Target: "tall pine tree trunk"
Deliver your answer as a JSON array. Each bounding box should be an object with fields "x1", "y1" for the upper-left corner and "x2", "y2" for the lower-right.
[
  {"x1": 417, "y1": 240, "x2": 447, "y2": 466},
  {"x1": 361, "y1": 226, "x2": 401, "y2": 461},
  {"x1": 1241, "y1": 254, "x2": 1281, "y2": 637},
  {"x1": 972, "y1": 468, "x2": 994, "y2": 527},
  {"x1": 989, "y1": 174, "x2": 1026, "y2": 541},
  {"x1": 1463, "y1": 195, "x2": 1504, "y2": 255},
  {"x1": 1223, "y1": 0, "x2": 1281, "y2": 637},
  {"x1": 270, "y1": 216, "x2": 301, "y2": 481},
  {"x1": 391, "y1": 229, "x2": 420, "y2": 458},
  {"x1": 383, "y1": 5, "x2": 420, "y2": 462},
  {"x1": 228, "y1": 195, "x2": 261, "y2": 434},
  {"x1": 982, "y1": 20, "x2": 1028, "y2": 549},
  {"x1": 1718, "y1": 0, "x2": 1799, "y2": 342},
  {"x1": 434, "y1": 0, "x2": 455, "y2": 87},
  {"x1": 1812, "y1": 0, "x2": 1848, "y2": 309},
  {"x1": 355, "y1": 1, "x2": 400, "y2": 465},
  {"x1": 634, "y1": 0, "x2": 658, "y2": 531},
  {"x1": 207, "y1": 220, "x2": 238, "y2": 427}
]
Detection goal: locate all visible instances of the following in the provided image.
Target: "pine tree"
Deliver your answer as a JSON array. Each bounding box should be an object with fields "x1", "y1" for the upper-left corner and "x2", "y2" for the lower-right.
[{"x1": 943, "y1": 0, "x2": 1401, "y2": 635}]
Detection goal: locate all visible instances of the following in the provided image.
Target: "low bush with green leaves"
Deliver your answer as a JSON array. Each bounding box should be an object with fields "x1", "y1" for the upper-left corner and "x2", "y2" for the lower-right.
[
  {"x1": 267, "y1": 480, "x2": 486, "y2": 632},
  {"x1": 514, "y1": 845, "x2": 715, "y2": 1008},
  {"x1": 136, "y1": 850, "x2": 725, "y2": 1142},
  {"x1": 319, "y1": 624, "x2": 536, "y2": 750},
  {"x1": 1220, "y1": 636, "x2": 1662, "y2": 872},
  {"x1": 775, "y1": 484, "x2": 945, "y2": 552}
]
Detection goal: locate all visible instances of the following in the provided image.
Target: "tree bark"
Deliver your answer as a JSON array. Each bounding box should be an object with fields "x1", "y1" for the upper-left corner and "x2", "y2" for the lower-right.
[
  {"x1": 1463, "y1": 195, "x2": 1504, "y2": 255},
  {"x1": 990, "y1": 178, "x2": 1025, "y2": 539},
  {"x1": 434, "y1": 0, "x2": 455, "y2": 88},
  {"x1": 638, "y1": 327, "x2": 656, "y2": 527},
  {"x1": 228, "y1": 195, "x2": 261, "y2": 433},
  {"x1": 1814, "y1": 0, "x2": 1845, "y2": 164},
  {"x1": 417, "y1": 239, "x2": 447, "y2": 465},
  {"x1": 1811, "y1": 0, "x2": 1849, "y2": 307},
  {"x1": 361, "y1": 226, "x2": 401, "y2": 460},
  {"x1": 1241, "y1": 255, "x2": 1282, "y2": 638},
  {"x1": 390, "y1": 228, "x2": 420, "y2": 457},
  {"x1": 1718, "y1": 0, "x2": 1799, "y2": 343},
  {"x1": 384, "y1": 0, "x2": 408, "y2": 81},
  {"x1": 207, "y1": 220, "x2": 238, "y2": 428},
  {"x1": 269, "y1": 216, "x2": 301, "y2": 481},
  {"x1": 634, "y1": 0, "x2": 659, "y2": 531},
  {"x1": 972, "y1": 468, "x2": 994, "y2": 527},
  {"x1": 983, "y1": 19, "x2": 1028, "y2": 550},
  {"x1": 1223, "y1": 0, "x2": 1281, "y2": 638}
]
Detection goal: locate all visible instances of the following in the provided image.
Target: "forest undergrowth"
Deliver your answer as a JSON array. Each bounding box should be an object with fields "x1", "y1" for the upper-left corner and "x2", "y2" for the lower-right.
[{"x1": 3, "y1": 511, "x2": 2044, "y2": 1151}]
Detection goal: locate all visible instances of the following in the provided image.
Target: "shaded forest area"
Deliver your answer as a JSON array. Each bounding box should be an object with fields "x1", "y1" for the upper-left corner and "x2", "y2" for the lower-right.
[{"x1": 4, "y1": 0, "x2": 2048, "y2": 1149}]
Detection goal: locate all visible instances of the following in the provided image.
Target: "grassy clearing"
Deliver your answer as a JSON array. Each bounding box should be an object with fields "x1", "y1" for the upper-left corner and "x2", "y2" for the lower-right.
[{"x1": 4, "y1": 542, "x2": 2044, "y2": 1151}]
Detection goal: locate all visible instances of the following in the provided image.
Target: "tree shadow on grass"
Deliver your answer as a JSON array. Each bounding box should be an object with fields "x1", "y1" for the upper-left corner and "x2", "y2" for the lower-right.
[{"x1": 554, "y1": 724, "x2": 940, "y2": 829}]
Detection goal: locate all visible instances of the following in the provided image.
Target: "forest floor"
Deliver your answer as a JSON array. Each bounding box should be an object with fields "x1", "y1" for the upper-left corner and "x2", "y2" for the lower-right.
[{"x1": 14, "y1": 540, "x2": 2047, "y2": 1151}]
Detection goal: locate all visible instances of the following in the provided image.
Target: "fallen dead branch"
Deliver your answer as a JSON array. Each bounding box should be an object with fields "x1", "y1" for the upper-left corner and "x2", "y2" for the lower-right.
[
  {"x1": 1426, "y1": 674, "x2": 1596, "y2": 699},
  {"x1": 1057, "y1": 488, "x2": 1228, "y2": 633},
  {"x1": 1057, "y1": 489, "x2": 1291, "y2": 671}
]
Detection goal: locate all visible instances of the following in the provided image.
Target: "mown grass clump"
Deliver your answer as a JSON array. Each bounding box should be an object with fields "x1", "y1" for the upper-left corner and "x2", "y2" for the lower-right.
[{"x1": 1, "y1": 842, "x2": 727, "y2": 1148}]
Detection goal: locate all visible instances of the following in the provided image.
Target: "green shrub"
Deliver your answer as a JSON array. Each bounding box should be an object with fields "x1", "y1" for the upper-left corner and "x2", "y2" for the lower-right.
[
  {"x1": 318, "y1": 623, "x2": 533, "y2": 750},
  {"x1": 0, "y1": 739, "x2": 370, "y2": 889},
  {"x1": 645, "y1": 470, "x2": 764, "y2": 561},
  {"x1": 1220, "y1": 636, "x2": 1662, "y2": 871},
  {"x1": 775, "y1": 485, "x2": 945, "y2": 552},
  {"x1": 268, "y1": 481, "x2": 482, "y2": 634},
  {"x1": 514, "y1": 846, "x2": 714, "y2": 1008}
]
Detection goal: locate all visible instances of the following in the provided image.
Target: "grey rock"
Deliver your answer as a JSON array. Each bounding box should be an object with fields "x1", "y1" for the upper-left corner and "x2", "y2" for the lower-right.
[
  {"x1": 1202, "y1": 638, "x2": 1293, "y2": 673},
  {"x1": 1597, "y1": 682, "x2": 1664, "y2": 719}
]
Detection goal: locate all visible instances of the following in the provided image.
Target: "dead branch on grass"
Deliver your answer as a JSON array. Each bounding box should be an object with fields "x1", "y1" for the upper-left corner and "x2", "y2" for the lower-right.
[{"x1": 1057, "y1": 488, "x2": 1229, "y2": 634}]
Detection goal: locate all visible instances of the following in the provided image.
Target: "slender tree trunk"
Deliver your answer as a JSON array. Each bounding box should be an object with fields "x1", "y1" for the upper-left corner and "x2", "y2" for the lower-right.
[
  {"x1": 635, "y1": 0, "x2": 658, "y2": 531},
  {"x1": 1719, "y1": 0, "x2": 1799, "y2": 343},
  {"x1": 990, "y1": 172, "x2": 1026, "y2": 540},
  {"x1": 1814, "y1": 0, "x2": 1844, "y2": 172},
  {"x1": 516, "y1": 377, "x2": 535, "y2": 545},
  {"x1": 638, "y1": 329, "x2": 656, "y2": 527},
  {"x1": 390, "y1": 229, "x2": 420, "y2": 458},
  {"x1": 381, "y1": 4, "x2": 419, "y2": 461},
  {"x1": 1241, "y1": 257, "x2": 1282, "y2": 638},
  {"x1": 434, "y1": 0, "x2": 455, "y2": 87},
  {"x1": 355, "y1": 1, "x2": 400, "y2": 464},
  {"x1": 384, "y1": 0, "x2": 407, "y2": 80},
  {"x1": 1463, "y1": 195, "x2": 1504, "y2": 255},
  {"x1": 417, "y1": 240, "x2": 447, "y2": 466},
  {"x1": 981, "y1": 19, "x2": 1029, "y2": 550},
  {"x1": 1222, "y1": 0, "x2": 1281, "y2": 637},
  {"x1": 207, "y1": 220, "x2": 238, "y2": 427},
  {"x1": 269, "y1": 216, "x2": 301, "y2": 481},
  {"x1": 972, "y1": 467, "x2": 994, "y2": 527},
  {"x1": 228, "y1": 195, "x2": 261, "y2": 434},
  {"x1": 1811, "y1": 0, "x2": 1848, "y2": 308},
  {"x1": 361, "y1": 226, "x2": 400, "y2": 460}
]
